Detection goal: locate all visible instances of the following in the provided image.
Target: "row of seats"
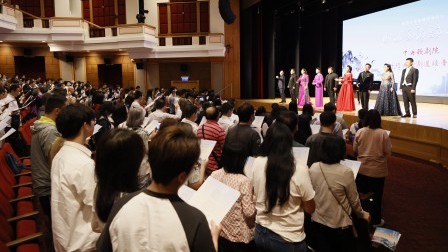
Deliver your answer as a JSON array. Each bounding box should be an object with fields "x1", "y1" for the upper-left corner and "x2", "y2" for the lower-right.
[{"x1": 0, "y1": 116, "x2": 42, "y2": 252}]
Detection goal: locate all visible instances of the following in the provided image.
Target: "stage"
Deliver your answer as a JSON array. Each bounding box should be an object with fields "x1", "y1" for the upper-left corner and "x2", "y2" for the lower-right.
[{"x1": 235, "y1": 97, "x2": 448, "y2": 167}]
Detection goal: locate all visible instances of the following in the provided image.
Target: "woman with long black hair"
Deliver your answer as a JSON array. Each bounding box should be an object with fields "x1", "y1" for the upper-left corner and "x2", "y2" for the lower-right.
[{"x1": 247, "y1": 122, "x2": 315, "y2": 252}]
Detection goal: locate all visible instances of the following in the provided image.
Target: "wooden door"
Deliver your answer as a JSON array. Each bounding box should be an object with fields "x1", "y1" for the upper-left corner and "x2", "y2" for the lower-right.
[
  {"x1": 98, "y1": 64, "x2": 123, "y2": 87},
  {"x1": 14, "y1": 56, "x2": 46, "y2": 80}
]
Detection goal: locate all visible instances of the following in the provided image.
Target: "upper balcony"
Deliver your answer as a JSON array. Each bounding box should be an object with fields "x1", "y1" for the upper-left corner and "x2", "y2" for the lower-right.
[{"x1": 0, "y1": 3, "x2": 225, "y2": 59}]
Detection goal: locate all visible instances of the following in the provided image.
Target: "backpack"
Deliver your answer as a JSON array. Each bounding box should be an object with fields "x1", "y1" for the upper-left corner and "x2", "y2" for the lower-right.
[{"x1": 5, "y1": 152, "x2": 26, "y2": 174}]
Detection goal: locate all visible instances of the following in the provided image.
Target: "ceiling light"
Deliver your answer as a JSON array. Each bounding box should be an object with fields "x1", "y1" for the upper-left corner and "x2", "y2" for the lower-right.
[{"x1": 41, "y1": 40, "x2": 46, "y2": 43}]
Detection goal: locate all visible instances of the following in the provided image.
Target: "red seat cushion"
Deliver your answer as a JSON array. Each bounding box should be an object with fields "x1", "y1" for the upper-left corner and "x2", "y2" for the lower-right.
[
  {"x1": 17, "y1": 187, "x2": 33, "y2": 198},
  {"x1": 22, "y1": 159, "x2": 31, "y2": 167},
  {"x1": 18, "y1": 175, "x2": 32, "y2": 184},
  {"x1": 16, "y1": 220, "x2": 37, "y2": 238},
  {"x1": 17, "y1": 244, "x2": 40, "y2": 252},
  {"x1": 16, "y1": 201, "x2": 34, "y2": 216}
]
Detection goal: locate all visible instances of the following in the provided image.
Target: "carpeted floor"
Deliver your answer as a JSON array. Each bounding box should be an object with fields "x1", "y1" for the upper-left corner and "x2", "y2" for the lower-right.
[{"x1": 380, "y1": 156, "x2": 448, "y2": 252}]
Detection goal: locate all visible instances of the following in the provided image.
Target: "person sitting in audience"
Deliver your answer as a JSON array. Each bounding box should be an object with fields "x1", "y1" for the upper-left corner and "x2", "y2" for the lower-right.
[
  {"x1": 148, "y1": 98, "x2": 181, "y2": 122},
  {"x1": 218, "y1": 102, "x2": 236, "y2": 133},
  {"x1": 111, "y1": 104, "x2": 127, "y2": 128},
  {"x1": 96, "y1": 126, "x2": 220, "y2": 251},
  {"x1": 276, "y1": 110, "x2": 303, "y2": 147},
  {"x1": 225, "y1": 102, "x2": 261, "y2": 157},
  {"x1": 348, "y1": 108, "x2": 367, "y2": 143},
  {"x1": 289, "y1": 100, "x2": 298, "y2": 114},
  {"x1": 211, "y1": 143, "x2": 256, "y2": 252},
  {"x1": 314, "y1": 102, "x2": 344, "y2": 138},
  {"x1": 295, "y1": 114, "x2": 312, "y2": 146},
  {"x1": 302, "y1": 103, "x2": 317, "y2": 124},
  {"x1": 255, "y1": 106, "x2": 267, "y2": 116},
  {"x1": 51, "y1": 103, "x2": 99, "y2": 251},
  {"x1": 306, "y1": 111, "x2": 337, "y2": 167},
  {"x1": 247, "y1": 122, "x2": 315, "y2": 252},
  {"x1": 181, "y1": 102, "x2": 199, "y2": 134},
  {"x1": 31, "y1": 94, "x2": 66, "y2": 220},
  {"x1": 94, "y1": 128, "x2": 145, "y2": 229},
  {"x1": 354, "y1": 109, "x2": 391, "y2": 227},
  {"x1": 309, "y1": 136, "x2": 370, "y2": 252},
  {"x1": 130, "y1": 90, "x2": 145, "y2": 111},
  {"x1": 90, "y1": 101, "x2": 115, "y2": 150},
  {"x1": 197, "y1": 106, "x2": 226, "y2": 174}
]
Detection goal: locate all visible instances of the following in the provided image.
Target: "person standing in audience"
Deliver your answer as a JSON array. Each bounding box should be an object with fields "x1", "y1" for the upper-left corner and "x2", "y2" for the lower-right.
[
  {"x1": 225, "y1": 102, "x2": 261, "y2": 157},
  {"x1": 148, "y1": 98, "x2": 181, "y2": 122},
  {"x1": 31, "y1": 95, "x2": 66, "y2": 220},
  {"x1": 51, "y1": 103, "x2": 99, "y2": 251},
  {"x1": 276, "y1": 110, "x2": 303, "y2": 147},
  {"x1": 348, "y1": 108, "x2": 367, "y2": 144},
  {"x1": 94, "y1": 128, "x2": 145, "y2": 229},
  {"x1": 324, "y1": 67, "x2": 339, "y2": 104},
  {"x1": 375, "y1": 63, "x2": 402, "y2": 116},
  {"x1": 400, "y1": 58, "x2": 419, "y2": 118},
  {"x1": 354, "y1": 109, "x2": 392, "y2": 227},
  {"x1": 306, "y1": 111, "x2": 337, "y2": 167},
  {"x1": 310, "y1": 136, "x2": 370, "y2": 252},
  {"x1": 130, "y1": 90, "x2": 145, "y2": 111},
  {"x1": 211, "y1": 143, "x2": 256, "y2": 252},
  {"x1": 248, "y1": 122, "x2": 315, "y2": 252},
  {"x1": 297, "y1": 68, "x2": 310, "y2": 106},
  {"x1": 314, "y1": 102, "x2": 346, "y2": 138},
  {"x1": 312, "y1": 67, "x2": 324, "y2": 107},
  {"x1": 357, "y1": 63, "x2": 374, "y2": 110},
  {"x1": 218, "y1": 102, "x2": 236, "y2": 133},
  {"x1": 97, "y1": 126, "x2": 220, "y2": 252},
  {"x1": 288, "y1": 69, "x2": 298, "y2": 103},
  {"x1": 197, "y1": 106, "x2": 226, "y2": 174},
  {"x1": 296, "y1": 114, "x2": 312, "y2": 146},
  {"x1": 181, "y1": 102, "x2": 199, "y2": 134},
  {"x1": 302, "y1": 103, "x2": 317, "y2": 124},
  {"x1": 276, "y1": 70, "x2": 286, "y2": 103},
  {"x1": 336, "y1": 65, "x2": 355, "y2": 111}
]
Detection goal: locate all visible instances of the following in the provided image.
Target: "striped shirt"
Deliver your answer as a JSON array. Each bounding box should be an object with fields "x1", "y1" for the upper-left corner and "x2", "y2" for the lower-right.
[{"x1": 197, "y1": 120, "x2": 226, "y2": 171}]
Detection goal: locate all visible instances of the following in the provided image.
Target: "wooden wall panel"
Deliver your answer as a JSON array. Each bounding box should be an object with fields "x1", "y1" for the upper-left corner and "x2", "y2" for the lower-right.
[{"x1": 223, "y1": 0, "x2": 240, "y2": 99}]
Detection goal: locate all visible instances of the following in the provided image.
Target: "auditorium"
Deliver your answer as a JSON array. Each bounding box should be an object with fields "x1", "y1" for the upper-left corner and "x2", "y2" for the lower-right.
[{"x1": 0, "y1": 0, "x2": 447, "y2": 251}]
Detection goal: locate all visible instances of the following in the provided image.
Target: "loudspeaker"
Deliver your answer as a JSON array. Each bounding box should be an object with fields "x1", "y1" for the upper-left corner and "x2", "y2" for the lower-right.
[
  {"x1": 219, "y1": 0, "x2": 236, "y2": 24},
  {"x1": 180, "y1": 64, "x2": 188, "y2": 72},
  {"x1": 136, "y1": 63, "x2": 144, "y2": 69}
]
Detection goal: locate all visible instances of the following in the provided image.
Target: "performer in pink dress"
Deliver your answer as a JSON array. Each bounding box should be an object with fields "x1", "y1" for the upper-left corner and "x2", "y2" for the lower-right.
[
  {"x1": 297, "y1": 68, "x2": 310, "y2": 106},
  {"x1": 336, "y1": 65, "x2": 355, "y2": 111},
  {"x1": 312, "y1": 67, "x2": 324, "y2": 107}
]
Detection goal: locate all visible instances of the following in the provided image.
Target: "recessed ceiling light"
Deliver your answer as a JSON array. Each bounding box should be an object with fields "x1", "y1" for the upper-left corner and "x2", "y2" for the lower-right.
[
  {"x1": 42, "y1": 40, "x2": 46, "y2": 43},
  {"x1": 118, "y1": 48, "x2": 123, "y2": 51},
  {"x1": 86, "y1": 50, "x2": 90, "y2": 52},
  {"x1": 0, "y1": 41, "x2": 3, "y2": 43}
]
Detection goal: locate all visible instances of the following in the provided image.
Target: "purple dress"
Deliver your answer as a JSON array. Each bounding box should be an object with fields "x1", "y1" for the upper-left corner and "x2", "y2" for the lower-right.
[
  {"x1": 297, "y1": 74, "x2": 310, "y2": 106},
  {"x1": 313, "y1": 73, "x2": 324, "y2": 107}
]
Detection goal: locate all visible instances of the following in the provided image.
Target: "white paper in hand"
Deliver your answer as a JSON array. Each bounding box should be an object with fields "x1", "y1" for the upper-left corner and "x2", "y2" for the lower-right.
[
  {"x1": 340, "y1": 159, "x2": 361, "y2": 178},
  {"x1": 187, "y1": 177, "x2": 241, "y2": 224},
  {"x1": 0, "y1": 128, "x2": 16, "y2": 141},
  {"x1": 199, "y1": 139, "x2": 216, "y2": 161},
  {"x1": 0, "y1": 116, "x2": 11, "y2": 131},
  {"x1": 313, "y1": 112, "x2": 321, "y2": 120},
  {"x1": 178, "y1": 185, "x2": 196, "y2": 203},
  {"x1": 386, "y1": 130, "x2": 391, "y2": 136},
  {"x1": 199, "y1": 116, "x2": 207, "y2": 127},
  {"x1": 342, "y1": 129, "x2": 349, "y2": 137},
  {"x1": 243, "y1": 157, "x2": 255, "y2": 179},
  {"x1": 311, "y1": 125, "x2": 321, "y2": 135},
  {"x1": 336, "y1": 112, "x2": 344, "y2": 118},
  {"x1": 93, "y1": 124, "x2": 102, "y2": 135},
  {"x1": 252, "y1": 116, "x2": 265, "y2": 129},
  {"x1": 292, "y1": 147, "x2": 310, "y2": 167},
  {"x1": 144, "y1": 120, "x2": 159, "y2": 134}
]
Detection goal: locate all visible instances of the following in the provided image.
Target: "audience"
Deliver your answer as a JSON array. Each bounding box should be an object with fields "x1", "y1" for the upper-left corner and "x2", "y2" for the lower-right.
[
  {"x1": 148, "y1": 98, "x2": 181, "y2": 122},
  {"x1": 96, "y1": 126, "x2": 220, "y2": 251},
  {"x1": 247, "y1": 122, "x2": 315, "y2": 251},
  {"x1": 309, "y1": 136, "x2": 370, "y2": 252},
  {"x1": 276, "y1": 110, "x2": 303, "y2": 147},
  {"x1": 302, "y1": 103, "x2": 317, "y2": 124},
  {"x1": 348, "y1": 108, "x2": 367, "y2": 143},
  {"x1": 306, "y1": 111, "x2": 337, "y2": 167},
  {"x1": 218, "y1": 102, "x2": 236, "y2": 133},
  {"x1": 51, "y1": 103, "x2": 99, "y2": 251},
  {"x1": 314, "y1": 102, "x2": 347, "y2": 138},
  {"x1": 181, "y1": 102, "x2": 199, "y2": 134},
  {"x1": 296, "y1": 114, "x2": 312, "y2": 146},
  {"x1": 354, "y1": 109, "x2": 392, "y2": 227},
  {"x1": 197, "y1": 106, "x2": 226, "y2": 174},
  {"x1": 288, "y1": 100, "x2": 298, "y2": 114}
]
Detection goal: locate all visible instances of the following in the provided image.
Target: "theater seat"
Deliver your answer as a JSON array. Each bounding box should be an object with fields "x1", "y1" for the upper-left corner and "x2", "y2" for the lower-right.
[{"x1": 0, "y1": 215, "x2": 42, "y2": 252}]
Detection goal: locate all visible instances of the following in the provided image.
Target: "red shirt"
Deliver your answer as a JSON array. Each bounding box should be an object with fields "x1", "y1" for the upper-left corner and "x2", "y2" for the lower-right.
[{"x1": 197, "y1": 120, "x2": 226, "y2": 171}]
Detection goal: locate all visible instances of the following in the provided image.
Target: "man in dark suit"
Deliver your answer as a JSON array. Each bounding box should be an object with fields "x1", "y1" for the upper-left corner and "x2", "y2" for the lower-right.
[
  {"x1": 287, "y1": 69, "x2": 298, "y2": 103},
  {"x1": 276, "y1": 70, "x2": 286, "y2": 103},
  {"x1": 400, "y1": 58, "x2": 419, "y2": 118},
  {"x1": 357, "y1": 63, "x2": 374, "y2": 109},
  {"x1": 324, "y1": 66, "x2": 339, "y2": 104}
]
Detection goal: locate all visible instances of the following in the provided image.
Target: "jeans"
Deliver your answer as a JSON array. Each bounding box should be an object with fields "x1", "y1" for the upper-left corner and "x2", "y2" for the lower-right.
[
  {"x1": 312, "y1": 221, "x2": 355, "y2": 252},
  {"x1": 356, "y1": 174, "x2": 385, "y2": 225},
  {"x1": 254, "y1": 224, "x2": 307, "y2": 252}
]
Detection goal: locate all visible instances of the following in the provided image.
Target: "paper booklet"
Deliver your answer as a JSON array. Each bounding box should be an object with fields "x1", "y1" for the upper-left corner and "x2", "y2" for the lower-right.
[
  {"x1": 313, "y1": 112, "x2": 321, "y2": 120},
  {"x1": 93, "y1": 124, "x2": 102, "y2": 135},
  {"x1": 144, "y1": 120, "x2": 159, "y2": 134},
  {"x1": 310, "y1": 125, "x2": 321, "y2": 135},
  {"x1": 0, "y1": 128, "x2": 16, "y2": 141},
  {"x1": 199, "y1": 139, "x2": 216, "y2": 161},
  {"x1": 292, "y1": 147, "x2": 310, "y2": 167},
  {"x1": 0, "y1": 116, "x2": 11, "y2": 131},
  {"x1": 340, "y1": 159, "x2": 361, "y2": 178},
  {"x1": 199, "y1": 116, "x2": 207, "y2": 127},
  {"x1": 252, "y1": 116, "x2": 265, "y2": 129},
  {"x1": 372, "y1": 227, "x2": 401, "y2": 251},
  {"x1": 178, "y1": 177, "x2": 241, "y2": 224},
  {"x1": 342, "y1": 128, "x2": 349, "y2": 137}
]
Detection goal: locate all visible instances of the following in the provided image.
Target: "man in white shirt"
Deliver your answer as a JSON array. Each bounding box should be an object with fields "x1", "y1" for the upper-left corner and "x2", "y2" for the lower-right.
[
  {"x1": 400, "y1": 57, "x2": 419, "y2": 118},
  {"x1": 2, "y1": 84, "x2": 20, "y2": 127},
  {"x1": 148, "y1": 98, "x2": 182, "y2": 122},
  {"x1": 218, "y1": 102, "x2": 236, "y2": 133},
  {"x1": 180, "y1": 102, "x2": 198, "y2": 134},
  {"x1": 130, "y1": 90, "x2": 146, "y2": 111},
  {"x1": 51, "y1": 103, "x2": 99, "y2": 252}
]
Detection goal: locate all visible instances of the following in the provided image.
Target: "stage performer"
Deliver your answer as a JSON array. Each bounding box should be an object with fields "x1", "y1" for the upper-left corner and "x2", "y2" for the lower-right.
[
  {"x1": 276, "y1": 70, "x2": 286, "y2": 103},
  {"x1": 297, "y1": 68, "x2": 310, "y2": 106},
  {"x1": 288, "y1": 68, "x2": 298, "y2": 103},
  {"x1": 324, "y1": 67, "x2": 338, "y2": 104},
  {"x1": 336, "y1": 65, "x2": 355, "y2": 111},
  {"x1": 374, "y1": 64, "x2": 402, "y2": 116},
  {"x1": 312, "y1": 67, "x2": 324, "y2": 107},
  {"x1": 357, "y1": 63, "x2": 374, "y2": 109},
  {"x1": 400, "y1": 58, "x2": 419, "y2": 118}
]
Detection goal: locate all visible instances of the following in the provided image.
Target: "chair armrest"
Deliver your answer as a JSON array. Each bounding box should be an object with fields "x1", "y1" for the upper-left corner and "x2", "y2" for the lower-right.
[
  {"x1": 9, "y1": 194, "x2": 34, "y2": 203},
  {"x1": 14, "y1": 171, "x2": 32, "y2": 177},
  {"x1": 6, "y1": 232, "x2": 43, "y2": 247},
  {"x1": 12, "y1": 182, "x2": 33, "y2": 188},
  {"x1": 18, "y1": 156, "x2": 31, "y2": 160},
  {"x1": 7, "y1": 211, "x2": 39, "y2": 222}
]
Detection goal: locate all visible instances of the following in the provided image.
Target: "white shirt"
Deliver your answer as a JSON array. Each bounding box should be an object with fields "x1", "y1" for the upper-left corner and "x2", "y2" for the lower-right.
[
  {"x1": 1, "y1": 94, "x2": 18, "y2": 126},
  {"x1": 403, "y1": 66, "x2": 412, "y2": 86},
  {"x1": 230, "y1": 113, "x2": 239, "y2": 125},
  {"x1": 51, "y1": 141, "x2": 99, "y2": 252},
  {"x1": 131, "y1": 100, "x2": 145, "y2": 111},
  {"x1": 248, "y1": 157, "x2": 315, "y2": 242},
  {"x1": 181, "y1": 118, "x2": 198, "y2": 134},
  {"x1": 218, "y1": 115, "x2": 235, "y2": 133},
  {"x1": 148, "y1": 109, "x2": 182, "y2": 122}
]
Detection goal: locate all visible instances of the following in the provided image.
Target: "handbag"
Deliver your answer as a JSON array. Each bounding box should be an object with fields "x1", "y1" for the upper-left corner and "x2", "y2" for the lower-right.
[{"x1": 319, "y1": 163, "x2": 372, "y2": 251}]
